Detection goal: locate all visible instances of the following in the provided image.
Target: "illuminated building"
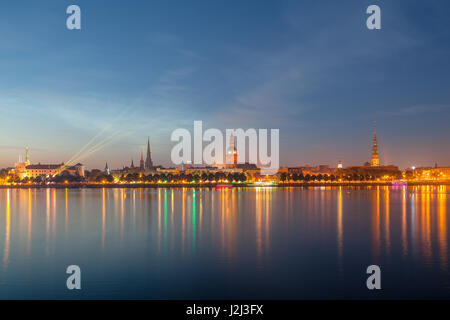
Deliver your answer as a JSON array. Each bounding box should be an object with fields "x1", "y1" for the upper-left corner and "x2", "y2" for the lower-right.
[
  {"x1": 338, "y1": 160, "x2": 343, "y2": 169},
  {"x1": 371, "y1": 125, "x2": 380, "y2": 167},
  {"x1": 120, "y1": 138, "x2": 156, "y2": 174},
  {"x1": 25, "y1": 163, "x2": 84, "y2": 178},
  {"x1": 145, "y1": 137, "x2": 153, "y2": 169},
  {"x1": 413, "y1": 166, "x2": 450, "y2": 181},
  {"x1": 104, "y1": 162, "x2": 110, "y2": 175},
  {"x1": 25, "y1": 163, "x2": 62, "y2": 178},
  {"x1": 12, "y1": 147, "x2": 85, "y2": 179},
  {"x1": 226, "y1": 134, "x2": 237, "y2": 168},
  {"x1": 13, "y1": 147, "x2": 31, "y2": 179},
  {"x1": 431, "y1": 167, "x2": 450, "y2": 180},
  {"x1": 156, "y1": 167, "x2": 180, "y2": 175},
  {"x1": 140, "y1": 151, "x2": 145, "y2": 171}
]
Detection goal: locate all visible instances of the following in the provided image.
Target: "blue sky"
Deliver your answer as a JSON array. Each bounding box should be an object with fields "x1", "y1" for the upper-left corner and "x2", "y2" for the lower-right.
[{"x1": 0, "y1": 0, "x2": 449, "y2": 169}]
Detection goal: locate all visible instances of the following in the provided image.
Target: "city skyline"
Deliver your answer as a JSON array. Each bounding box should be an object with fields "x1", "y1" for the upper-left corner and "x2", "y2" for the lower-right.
[
  {"x1": 1, "y1": 1, "x2": 450, "y2": 304},
  {"x1": 1, "y1": 124, "x2": 445, "y2": 172},
  {"x1": 0, "y1": 1, "x2": 449, "y2": 169}
]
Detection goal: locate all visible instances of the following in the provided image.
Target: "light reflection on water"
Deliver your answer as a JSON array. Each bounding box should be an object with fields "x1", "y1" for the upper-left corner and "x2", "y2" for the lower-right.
[{"x1": 0, "y1": 186, "x2": 449, "y2": 299}]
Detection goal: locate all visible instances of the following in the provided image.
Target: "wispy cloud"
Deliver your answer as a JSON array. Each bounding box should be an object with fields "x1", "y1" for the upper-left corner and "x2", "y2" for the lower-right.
[
  {"x1": 147, "y1": 32, "x2": 181, "y2": 47},
  {"x1": 178, "y1": 49, "x2": 203, "y2": 59},
  {"x1": 149, "y1": 66, "x2": 195, "y2": 96},
  {"x1": 380, "y1": 104, "x2": 449, "y2": 117},
  {"x1": 0, "y1": 145, "x2": 47, "y2": 152}
]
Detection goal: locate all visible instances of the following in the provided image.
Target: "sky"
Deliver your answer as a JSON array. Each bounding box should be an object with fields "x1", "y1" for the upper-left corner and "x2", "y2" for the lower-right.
[{"x1": 0, "y1": 0, "x2": 449, "y2": 170}]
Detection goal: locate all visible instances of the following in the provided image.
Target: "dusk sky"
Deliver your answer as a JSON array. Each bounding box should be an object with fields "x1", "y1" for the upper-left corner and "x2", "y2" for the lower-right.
[{"x1": 0, "y1": 0, "x2": 449, "y2": 170}]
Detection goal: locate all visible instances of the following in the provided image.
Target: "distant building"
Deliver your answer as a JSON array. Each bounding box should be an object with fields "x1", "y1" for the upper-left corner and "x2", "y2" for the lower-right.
[
  {"x1": 236, "y1": 162, "x2": 258, "y2": 171},
  {"x1": 62, "y1": 163, "x2": 85, "y2": 177},
  {"x1": 413, "y1": 166, "x2": 450, "y2": 180},
  {"x1": 25, "y1": 163, "x2": 84, "y2": 178},
  {"x1": 226, "y1": 134, "x2": 237, "y2": 168},
  {"x1": 13, "y1": 147, "x2": 31, "y2": 179},
  {"x1": 183, "y1": 166, "x2": 243, "y2": 175},
  {"x1": 181, "y1": 162, "x2": 193, "y2": 171},
  {"x1": 371, "y1": 124, "x2": 380, "y2": 167},
  {"x1": 156, "y1": 167, "x2": 180, "y2": 175},
  {"x1": 145, "y1": 137, "x2": 153, "y2": 169},
  {"x1": 13, "y1": 147, "x2": 84, "y2": 179},
  {"x1": 104, "y1": 162, "x2": 110, "y2": 175},
  {"x1": 338, "y1": 160, "x2": 343, "y2": 169},
  {"x1": 281, "y1": 167, "x2": 304, "y2": 174},
  {"x1": 431, "y1": 167, "x2": 450, "y2": 178},
  {"x1": 140, "y1": 151, "x2": 145, "y2": 171},
  {"x1": 303, "y1": 165, "x2": 332, "y2": 174},
  {"x1": 25, "y1": 163, "x2": 61, "y2": 178}
]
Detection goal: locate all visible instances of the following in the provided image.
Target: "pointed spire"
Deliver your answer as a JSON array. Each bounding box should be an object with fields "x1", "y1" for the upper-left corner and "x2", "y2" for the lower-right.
[
  {"x1": 145, "y1": 137, "x2": 153, "y2": 169},
  {"x1": 371, "y1": 122, "x2": 379, "y2": 167},
  {"x1": 25, "y1": 146, "x2": 29, "y2": 163},
  {"x1": 131, "y1": 159, "x2": 135, "y2": 168},
  {"x1": 140, "y1": 150, "x2": 145, "y2": 171}
]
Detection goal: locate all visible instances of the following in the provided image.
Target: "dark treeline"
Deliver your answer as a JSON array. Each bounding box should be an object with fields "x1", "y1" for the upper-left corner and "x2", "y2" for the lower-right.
[
  {"x1": 117, "y1": 171, "x2": 247, "y2": 183},
  {"x1": 2, "y1": 169, "x2": 248, "y2": 185},
  {"x1": 1, "y1": 166, "x2": 404, "y2": 185},
  {"x1": 82, "y1": 170, "x2": 248, "y2": 184},
  {"x1": 280, "y1": 167, "x2": 403, "y2": 182}
]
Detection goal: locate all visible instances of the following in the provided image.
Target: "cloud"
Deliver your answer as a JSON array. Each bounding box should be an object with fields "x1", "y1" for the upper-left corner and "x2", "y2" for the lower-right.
[
  {"x1": 381, "y1": 104, "x2": 449, "y2": 117},
  {"x1": 147, "y1": 32, "x2": 181, "y2": 46},
  {"x1": 178, "y1": 49, "x2": 202, "y2": 59},
  {"x1": 0, "y1": 145, "x2": 47, "y2": 152},
  {"x1": 149, "y1": 66, "x2": 195, "y2": 97},
  {"x1": 210, "y1": 1, "x2": 427, "y2": 130}
]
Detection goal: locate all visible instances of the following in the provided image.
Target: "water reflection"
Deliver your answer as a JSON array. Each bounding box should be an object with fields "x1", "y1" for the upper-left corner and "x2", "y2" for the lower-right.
[
  {"x1": 65, "y1": 188, "x2": 69, "y2": 238},
  {"x1": 3, "y1": 189, "x2": 10, "y2": 269},
  {"x1": 27, "y1": 189, "x2": 32, "y2": 255},
  {"x1": 402, "y1": 186, "x2": 408, "y2": 257},
  {"x1": 337, "y1": 187, "x2": 343, "y2": 273},
  {"x1": 372, "y1": 186, "x2": 381, "y2": 261},
  {"x1": 384, "y1": 186, "x2": 390, "y2": 256},
  {"x1": 45, "y1": 188, "x2": 50, "y2": 256},
  {"x1": 0, "y1": 186, "x2": 449, "y2": 298},
  {"x1": 102, "y1": 188, "x2": 106, "y2": 250},
  {"x1": 192, "y1": 189, "x2": 195, "y2": 251},
  {"x1": 438, "y1": 186, "x2": 447, "y2": 270}
]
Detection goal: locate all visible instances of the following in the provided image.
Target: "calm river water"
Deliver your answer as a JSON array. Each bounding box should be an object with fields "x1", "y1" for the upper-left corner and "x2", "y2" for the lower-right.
[{"x1": 0, "y1": 186, "x2": 449, "y2": 299}]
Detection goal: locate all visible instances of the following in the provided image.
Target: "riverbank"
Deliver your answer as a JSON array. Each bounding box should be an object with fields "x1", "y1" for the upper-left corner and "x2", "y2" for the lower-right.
[{"x1": 1, "y1": 181, "x2": 449, "y2": 189}]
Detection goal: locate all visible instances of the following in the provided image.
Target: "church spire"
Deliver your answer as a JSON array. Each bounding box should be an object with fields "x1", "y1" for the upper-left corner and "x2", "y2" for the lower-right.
[
  {"x1": 371, "y1": 122, "x2": 379, "y2": 167},
  {"x1": 25, "y1": 146, "x2": 30, "y2": 164},
  {"x1": 140, "y1": 150, "x2": 145, "y2": 171},
  {"x1": 145, "y1": 137, "x2": 153, "y2": 169}
]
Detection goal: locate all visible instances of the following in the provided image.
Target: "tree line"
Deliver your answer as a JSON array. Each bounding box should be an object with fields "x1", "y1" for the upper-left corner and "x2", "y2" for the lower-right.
[{"x1": 280, "y1": 168, "x2": 403, "y2": 182}]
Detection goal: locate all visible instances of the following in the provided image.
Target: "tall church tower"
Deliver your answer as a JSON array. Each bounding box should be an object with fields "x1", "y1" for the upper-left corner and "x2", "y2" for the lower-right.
[
  {"x1": 140, "y1": 151, "x2": 145, "y2": 171},
  {"x1": 25, "y1": 146, "x2": 30, "y2": 165},
  {"x1": 371, "y1": 124, "x2": 380, "y2": 167},
  {"x1": 226, "y1": 135, "x2": 237, "y2": 168},
  {"x1": 145, "y1": 137, "x2": 153, "y2": 169}
]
